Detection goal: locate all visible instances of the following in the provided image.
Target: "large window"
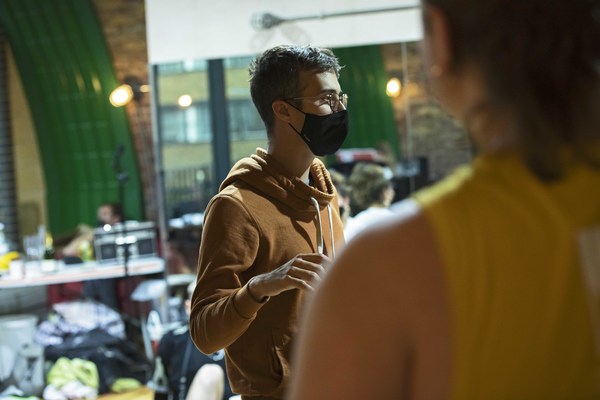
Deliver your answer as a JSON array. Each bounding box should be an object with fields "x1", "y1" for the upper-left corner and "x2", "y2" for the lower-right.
[
  {"x1": 155, "y1": 56, "x2": 269, "y2": 220},
  {"x1": 153, "y1": 43, "x2": 472, "y2": 221},
  {"x1": 156, "y1": 60, "x2": 214, "y2": 218},
  {"x1": 227, "y1": 99, "x2": 264, "y2": 141},
  {"x1": 160, "y1": 104, "x2": 211, "y2": 144},
  {"x1": 160, "y1": 98, "x2": 263, "y2": 145}
]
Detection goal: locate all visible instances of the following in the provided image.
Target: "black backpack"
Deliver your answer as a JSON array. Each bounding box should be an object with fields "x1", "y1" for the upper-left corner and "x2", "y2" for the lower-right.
[{"x1": 45, "y1": 327, "x2": 151, "y2": 394}]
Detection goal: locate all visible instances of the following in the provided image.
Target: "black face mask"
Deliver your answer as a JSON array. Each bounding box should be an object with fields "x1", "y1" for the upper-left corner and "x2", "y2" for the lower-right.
[{"x1": 288, "y1": 104, "x2": 349, "y2": 156}]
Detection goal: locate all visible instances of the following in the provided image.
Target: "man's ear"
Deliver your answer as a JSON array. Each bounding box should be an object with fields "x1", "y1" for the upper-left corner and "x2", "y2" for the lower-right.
[
  {"x1": 423, "y1": 4, "x2": 453, "y2": 75},
  {"x1": 272, "y1": 99, "x2": 294, "y2": 123}
]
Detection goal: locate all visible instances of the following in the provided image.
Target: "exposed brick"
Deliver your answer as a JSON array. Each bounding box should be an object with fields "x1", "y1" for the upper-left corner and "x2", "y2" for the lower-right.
[
  {"x1": 91, "y1": 0, "x2": 157, "y2": 222},
  {"x1": 0, "y1": 29, "x2": 20, "y2": 247},
  {"x1": 381, "y1": 43, "x2": 473, "y2": 182}
]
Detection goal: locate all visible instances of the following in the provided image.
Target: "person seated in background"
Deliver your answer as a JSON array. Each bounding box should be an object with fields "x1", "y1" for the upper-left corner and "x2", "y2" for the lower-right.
[
  {"x1": 289, "y1": 0, "x2": 600, "y2": 399},
  {"x1": 343, "y1": 162, "x2": 395, "y2": 241},
  {"x1": 61, "y1": 202, "x2": 123, "y2": 259},
  {"x1": 156, "y1": 281, "x2": 233, "y2": 400},
  {"x1": 165, "y1": 235, "x2": 193, "y2": 276},
  {"x1": 60, "y1": 202, "x2": 124, "y2": 310}
]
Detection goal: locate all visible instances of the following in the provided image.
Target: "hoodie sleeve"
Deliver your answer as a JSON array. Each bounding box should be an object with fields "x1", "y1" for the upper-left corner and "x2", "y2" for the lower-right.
[{"x1": 189, "y1": 194, "x2": 265, "y2": 354}]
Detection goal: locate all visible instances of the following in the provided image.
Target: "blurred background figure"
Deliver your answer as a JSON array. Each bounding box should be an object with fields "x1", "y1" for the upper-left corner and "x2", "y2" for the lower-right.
[
  {"x1": 83, "y1": 203, "x2": 123, "y2": 311},
  {"x1": 344, "y1": 162, "x2": 395, "y2": 241},
  {"x1": 58, "y1": 202, "x2": 124, "y2": 310},
  {"x1": 328, "y1": 169, "x2": 351, "y2": 227},
  {"x1": 96, "y1": 203, "x2": 123, "y2": 227},
  {"x1": 61, "y1": 202, "x2": 123, "y2": 260},
  {"x1": 156, "y1": 281, "x2": 232, "y2": 400}
]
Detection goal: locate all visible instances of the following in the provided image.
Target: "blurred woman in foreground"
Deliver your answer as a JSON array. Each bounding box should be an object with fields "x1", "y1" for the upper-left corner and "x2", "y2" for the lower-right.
[{"x1": 289, "y1": 1, "x2": 600, "y2": 399}]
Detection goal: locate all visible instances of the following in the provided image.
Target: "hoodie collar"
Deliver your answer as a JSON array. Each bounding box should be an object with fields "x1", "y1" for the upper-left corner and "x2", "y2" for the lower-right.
[{"x1": 220, "y1": 148, "x2": 336, "y2": 212}]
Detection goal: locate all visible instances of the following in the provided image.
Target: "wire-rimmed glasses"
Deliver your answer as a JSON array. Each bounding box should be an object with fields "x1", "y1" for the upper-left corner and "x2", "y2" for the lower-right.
[{"x1": 285, "y1": 92, "x2": 348, "y2": 112}]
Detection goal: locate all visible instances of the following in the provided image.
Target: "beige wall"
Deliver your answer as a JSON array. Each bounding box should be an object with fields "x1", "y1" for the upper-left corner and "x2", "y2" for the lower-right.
[{"x1": 7, "y1": 45, "x2": 46, "y2": 236}]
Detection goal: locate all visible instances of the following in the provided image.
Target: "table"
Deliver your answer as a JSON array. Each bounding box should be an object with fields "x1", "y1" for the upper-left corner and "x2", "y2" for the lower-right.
[{"x1": 0, "y1": 257, "x2": 165, "y2": 289}]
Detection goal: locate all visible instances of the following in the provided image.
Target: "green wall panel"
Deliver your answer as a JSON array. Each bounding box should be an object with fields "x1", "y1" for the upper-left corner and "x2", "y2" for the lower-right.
[
  {"x1": 0, "y1": 0, "x2": 143, "y2": 235},
  {"x1": 334, "y1": 45, "x2": 400, "y2": 159}
]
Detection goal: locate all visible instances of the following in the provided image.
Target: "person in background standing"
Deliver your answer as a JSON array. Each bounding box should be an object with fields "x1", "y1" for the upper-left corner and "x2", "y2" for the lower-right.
[
  {"x1": 328, "y1": 169, "x2": 351, "y2": 227},
  {"x1": 343, "y1": 162, "x2": 395, "y2": 241}
]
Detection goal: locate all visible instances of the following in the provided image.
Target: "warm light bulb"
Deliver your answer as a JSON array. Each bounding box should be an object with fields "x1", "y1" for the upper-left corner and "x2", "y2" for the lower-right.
[
  {"x1": 386, "y1": 77, "x2": 402, "y2": 98},
  {"x1": 178, "y1": 94, "x2": 193, "y2": 108},
  {"x1": 109, "y1": 84, "x2": 134, "y2": 107}
]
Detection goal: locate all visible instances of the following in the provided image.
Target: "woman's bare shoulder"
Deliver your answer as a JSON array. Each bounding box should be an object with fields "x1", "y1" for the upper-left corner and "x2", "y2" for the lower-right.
[
  {"x1": 319, "y1": 198, "x2": 447, "y2": 339},
  {"x1": 291, "y1": 200, "x2": 450, "y2": 399},
  {"x1": 333, "y1": 199, "x2": 440, "y2": 289}
]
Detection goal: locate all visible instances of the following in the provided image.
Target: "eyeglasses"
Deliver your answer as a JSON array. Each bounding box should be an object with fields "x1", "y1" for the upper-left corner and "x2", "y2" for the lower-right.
[{"x1": 285, "y1": 92, "x2": 348, "y2": 112}]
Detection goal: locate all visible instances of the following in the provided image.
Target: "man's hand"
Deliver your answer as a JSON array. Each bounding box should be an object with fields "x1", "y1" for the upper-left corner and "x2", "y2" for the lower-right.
[{"x1": 248, "y1": 253, "x2": 331, "y2": 301}]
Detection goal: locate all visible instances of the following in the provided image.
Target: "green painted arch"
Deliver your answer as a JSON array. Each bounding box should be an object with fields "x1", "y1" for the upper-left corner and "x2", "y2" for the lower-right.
[
  {"x1": 334, "y1": 45, "x2": 400, "y2": 159},
  {"x1": 0, "y1": 0, "x2": 143, "y2": 235}
]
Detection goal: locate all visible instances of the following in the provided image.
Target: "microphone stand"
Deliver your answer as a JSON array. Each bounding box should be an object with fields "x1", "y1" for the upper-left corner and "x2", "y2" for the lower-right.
[{"x1": 113, "y1": 144, "x2": 130, "y2": 279}]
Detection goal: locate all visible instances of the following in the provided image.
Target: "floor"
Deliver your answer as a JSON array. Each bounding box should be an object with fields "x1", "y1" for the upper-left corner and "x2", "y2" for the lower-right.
[{"x1": 97, "y1": 386, "x2": 154, "y2": 400}]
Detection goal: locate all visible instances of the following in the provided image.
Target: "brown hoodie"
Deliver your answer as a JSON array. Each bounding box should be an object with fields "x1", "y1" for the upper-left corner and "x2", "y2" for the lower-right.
[{"x1": 189, "y1": 148, "x2": 345, "y2": 399}]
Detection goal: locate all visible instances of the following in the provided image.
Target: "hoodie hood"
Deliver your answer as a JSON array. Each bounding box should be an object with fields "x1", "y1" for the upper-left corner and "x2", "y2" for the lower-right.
[{"x1": 220, "y1": 148, "x2": 336, "y2": 213}]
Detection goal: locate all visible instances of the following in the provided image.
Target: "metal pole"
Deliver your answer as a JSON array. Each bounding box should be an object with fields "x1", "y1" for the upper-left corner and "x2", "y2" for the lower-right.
[
  {"x1": 149, "y1": 64, "x2": 169, "y2": 265},
  {"x1": 208, "y1": 59, "x2": 230, "y2": 193}
]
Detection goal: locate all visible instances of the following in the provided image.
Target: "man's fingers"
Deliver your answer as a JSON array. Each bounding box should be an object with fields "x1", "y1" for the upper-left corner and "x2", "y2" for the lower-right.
[
  {"x1": 288, "y1": 267, "x2": 321, "y2": 284},
  {"x1": 297, "y1": 253, "x2": 332, "y2": 265},
  {"x1": 286, "y1": 276, "x2": 315, "y2": 292},
  {"x1": 261, "y1": 254, "x2": 330, "y2": 296},
  {"x1": 292, "y1": 259, "x2": 327, "y2": 275}
]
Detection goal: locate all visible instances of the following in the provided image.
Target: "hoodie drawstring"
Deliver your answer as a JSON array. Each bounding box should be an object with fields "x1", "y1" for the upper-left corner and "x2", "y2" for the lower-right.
[
  {"x1": 327, "y1": 203, "x2": 335, "y2": 259},
  {"x1": 310, "y1": 197, "x2": 336, "y2": 258}
]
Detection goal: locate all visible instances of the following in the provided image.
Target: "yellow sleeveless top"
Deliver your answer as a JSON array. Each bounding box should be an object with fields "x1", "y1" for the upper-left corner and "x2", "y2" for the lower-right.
[{"x1": 414, "y1": 151, "x2": 600, "y2": 399}]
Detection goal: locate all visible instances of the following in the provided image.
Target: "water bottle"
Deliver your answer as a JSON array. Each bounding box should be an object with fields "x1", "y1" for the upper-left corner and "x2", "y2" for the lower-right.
[{"x1": 0, "y1": 222, "x2": 8, "y2": 256}]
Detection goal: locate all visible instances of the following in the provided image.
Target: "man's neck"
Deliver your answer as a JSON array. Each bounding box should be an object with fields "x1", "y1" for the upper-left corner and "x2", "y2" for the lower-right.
[{"x1": 268, "y1": 143, "x2": 314, "y2": 179}]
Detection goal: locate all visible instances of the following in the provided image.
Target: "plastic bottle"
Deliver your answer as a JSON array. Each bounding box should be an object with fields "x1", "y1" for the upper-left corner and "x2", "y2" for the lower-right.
[
  {"x1": 0, "y1": 222, "x2": 8, "y2": 256},
  {"x1": 44, "y1": 232, "x2": 55, "y2": 260}
]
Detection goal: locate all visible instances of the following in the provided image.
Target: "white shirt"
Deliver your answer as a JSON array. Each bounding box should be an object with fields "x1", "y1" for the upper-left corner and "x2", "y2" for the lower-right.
[{"x1": 343, "y1": 207, "x2": 395, "y2": 242}]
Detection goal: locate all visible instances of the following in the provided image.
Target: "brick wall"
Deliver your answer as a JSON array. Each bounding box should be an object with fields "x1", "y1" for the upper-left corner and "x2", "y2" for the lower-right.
[
  {"x1": 92, "y1": 0, "x2": 157, "y2": 222},
  {"x1": 0, "y1": 30, "x2": 19, "y2": 248},
  {"x1": 381, "y1": 43, "x2": 474, "y2": 182}
]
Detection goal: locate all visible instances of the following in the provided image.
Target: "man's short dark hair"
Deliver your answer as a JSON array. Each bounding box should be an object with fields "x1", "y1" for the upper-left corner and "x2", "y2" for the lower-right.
[{"x1": 249, "y1": 45, "x2": 342, "y2": 136}]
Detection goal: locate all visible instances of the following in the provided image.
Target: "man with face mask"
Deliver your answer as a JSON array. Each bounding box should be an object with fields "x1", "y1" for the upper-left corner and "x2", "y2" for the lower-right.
[{"x1": 189, "y1": 45, "x2": 347, "y2": 400}]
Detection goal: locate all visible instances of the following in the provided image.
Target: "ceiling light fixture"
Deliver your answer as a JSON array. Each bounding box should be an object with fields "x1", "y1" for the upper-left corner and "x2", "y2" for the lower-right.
[
  {"x1": 386, "y1": 77, "x2": 402, "y2": 98},
  {"x1": 178, "y1": 94, "x2": 193, "y2": 108},
  {"x1": 251, "y1": 5, "x2": 420, "y2": 30},
  {"x1": 109, "y1": 76, "x2": 148, "y2": 107},
  {"x1": 109, "y1": 84, "x2": 134, "y2": 107}
]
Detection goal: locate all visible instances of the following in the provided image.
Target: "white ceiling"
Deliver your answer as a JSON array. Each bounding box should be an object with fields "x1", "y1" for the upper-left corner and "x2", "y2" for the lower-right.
[{"x1": 146, "y1": 0, "x2": 422, "y2": 64}]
